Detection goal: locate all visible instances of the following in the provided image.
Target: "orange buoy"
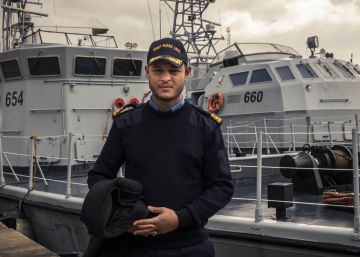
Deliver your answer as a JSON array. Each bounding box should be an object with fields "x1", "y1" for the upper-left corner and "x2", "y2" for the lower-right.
[
  {"x1": 114, "y1": 98, "x2": 125, "y2": 108},
  {"x1": 208, "y1": 92, "x2": 224, "y2": 114},
  {"x1": 129, "y1": 97, "x2": 140, "y2": 105}
]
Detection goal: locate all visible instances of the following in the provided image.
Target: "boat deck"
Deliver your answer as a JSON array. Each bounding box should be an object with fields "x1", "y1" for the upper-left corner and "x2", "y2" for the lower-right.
[
  {"x1": 2, "y1": 170, "x2": 356, "y2": 230},
  {"x1": 220, "y1": 179, "x2": 355, "y2": 229}
]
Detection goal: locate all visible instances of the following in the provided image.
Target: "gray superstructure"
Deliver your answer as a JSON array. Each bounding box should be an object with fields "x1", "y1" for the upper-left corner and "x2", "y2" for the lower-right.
[
  {"x1": 0, "y1": 44, "x2": 149, "y2": 169},
  {"x1": 189, "y1": 43, "x2": 360, "y2": 153}
]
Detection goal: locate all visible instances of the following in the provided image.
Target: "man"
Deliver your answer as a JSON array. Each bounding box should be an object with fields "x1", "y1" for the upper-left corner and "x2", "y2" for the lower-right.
[{"x1": 87, "y1": 37, "x2": 234, "y2": 257}]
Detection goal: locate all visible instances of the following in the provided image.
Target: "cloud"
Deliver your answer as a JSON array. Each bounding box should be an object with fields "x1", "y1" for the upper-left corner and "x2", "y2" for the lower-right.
[
  {"x1": 7, "y1": 0, "x2": 360, "y2": 63},
  {"x1": 222, "y1": 0, "x2": 360, "y2": 38},
  {"x1": 212, "y1": 0, "x2": 360, "y2": 62}
]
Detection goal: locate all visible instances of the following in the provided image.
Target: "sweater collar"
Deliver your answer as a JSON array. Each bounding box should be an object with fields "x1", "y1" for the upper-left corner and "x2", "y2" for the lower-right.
[
  {"x1": 148, "y1": 97, "x2": 185, "y2": 112},
  {"x1": 146, "y1": 100, "x2": 190, "y2": 117}
]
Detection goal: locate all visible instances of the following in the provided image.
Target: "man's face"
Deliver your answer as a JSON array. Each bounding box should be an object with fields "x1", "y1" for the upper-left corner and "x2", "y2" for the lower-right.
[{"x1": 145, "y1": 60, "x2": 191, "y2": 107}]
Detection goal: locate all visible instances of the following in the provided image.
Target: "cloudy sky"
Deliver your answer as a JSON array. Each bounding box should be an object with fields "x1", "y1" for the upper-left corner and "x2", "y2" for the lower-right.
[{"x1": 30, "y1": 0, "x2": 360, "y2": 63}]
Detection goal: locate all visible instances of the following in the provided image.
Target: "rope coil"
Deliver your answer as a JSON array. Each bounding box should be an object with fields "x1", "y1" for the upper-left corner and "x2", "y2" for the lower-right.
[{"x1": 322, "y1": 191, "x2": 355, "y2": 206}]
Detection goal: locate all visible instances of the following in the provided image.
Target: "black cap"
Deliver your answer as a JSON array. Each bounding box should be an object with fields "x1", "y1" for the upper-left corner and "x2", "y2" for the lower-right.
[{"x1": 147, "y1": 38, "x2": 188, "y2": 68}]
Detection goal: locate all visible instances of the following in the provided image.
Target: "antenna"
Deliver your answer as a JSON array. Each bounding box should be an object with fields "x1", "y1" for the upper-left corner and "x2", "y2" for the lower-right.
[
  {"x1": 163, "y1": 0, "x2": 223, "y2": 63},
  {"x1": 159, "y1": 0, "x2": 162, "y2": 39},
  {"x1": 1, "y1": 0, "x2": 48, "y2": 51},
  {"x1": 146, "y1": 0, "x2": 156, "y2": 41},
  {"x1": 226, "y1": 27, "x2": 231, "y2": 46}
]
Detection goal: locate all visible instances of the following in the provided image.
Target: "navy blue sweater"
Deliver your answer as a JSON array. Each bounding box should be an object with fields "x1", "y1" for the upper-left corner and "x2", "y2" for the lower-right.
[{"x1": 88, "y1": 101, "x2": 233, "y2": 248}]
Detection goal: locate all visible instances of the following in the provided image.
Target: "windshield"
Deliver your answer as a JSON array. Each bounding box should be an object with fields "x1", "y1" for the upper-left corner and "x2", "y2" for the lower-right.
[{"x1": 211, "y1": 43, "x2": 300, "y2": 66}]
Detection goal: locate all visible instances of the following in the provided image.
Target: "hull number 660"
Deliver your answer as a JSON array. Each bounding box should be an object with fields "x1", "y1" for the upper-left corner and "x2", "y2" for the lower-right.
[{"x1": 244, "y1": 91, "x2": 263, "y2": 103}]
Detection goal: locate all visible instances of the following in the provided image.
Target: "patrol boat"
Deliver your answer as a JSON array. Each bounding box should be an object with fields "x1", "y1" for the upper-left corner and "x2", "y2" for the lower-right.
[
  {"x1": 0, "y1": 0, "x2": 151, "y2": 255},
  {"x1": 189, "y1": 37, "x2": 360, "y2": 257},
  {"x1": 0, "y1": 0, "x2": 360, "y2": 256},
  {"x1": 172, "y1": 1, "x2": 360, "y2": 256}
]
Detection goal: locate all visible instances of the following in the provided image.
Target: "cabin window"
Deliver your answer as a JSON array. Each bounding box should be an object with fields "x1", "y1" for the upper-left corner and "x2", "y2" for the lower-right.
[
  {"x1": 250, "y1": 68, "x2": 272, "y2": 83},
  {"x1": 223, "y1": 57, "x2": 239, "y2": 68},
  {"x1": 28, "y1": 56, "x2": 60, "y2": 76},
  {"x1": 74, "y1": 56, "x2": 106, "y2": 75},
  {"x1": 229, "y1": 71, "x2": 249, "y2": 86},
  {"x1": 276, "y1": 66, "x2": 295, "y2": 81},
  {"x1": 316, "y1": 61, "x2": 338, "y2": 78},
  {"x1": 333, "y1": 61, "x2": 355, "y2": 78},
  {"x1": 113, "y1": 59, "x2": 142, "y2": 76},
  {"x1": 296, "y1": 63, "x2": 318, "y2": 78},
  {"x1": 0, "y1": 59, "x2": 21, "y2": 79}
]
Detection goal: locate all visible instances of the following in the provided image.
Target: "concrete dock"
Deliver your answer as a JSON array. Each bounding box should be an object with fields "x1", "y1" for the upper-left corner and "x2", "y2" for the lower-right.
[{"x1": 0, "y1": 221, "x2": 58, "y2": 257}]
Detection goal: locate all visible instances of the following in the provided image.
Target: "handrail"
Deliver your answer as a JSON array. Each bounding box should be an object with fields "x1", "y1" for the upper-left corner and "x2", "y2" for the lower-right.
[
  {"x1": 223, "y1": 131, "x2": 355, "y2": 136},
  {"x1": 0, "y1": 130, "x2": 359, "y2": 234},
  {"x1": 23, "y1": 29, "x2": 118, "y2": 48},
  {"x1": 230, "y1": 114, "x2": 355, "y2": 124},
  {"x1": 1, "y1": 171, "x2": 87, "y2": 186},
  {"x1": 2, "y1": 153, "x2": 20, "y2": 181},
  {"x1": 255, "y1": 130, "x2": 262, "y2": 222},
  {"x1": 0, "y1": 136, "x2": 4, "y2": 185},
  {"x1": 28, "y1": 136, "x2": 35, "y2": 190},
  {"x1": 352, "y1": 129, "x2": 360, "y2": 233},
  {"x1": 66, "y1": 133, "x2": 73, "y2": 198},
  {"x1": 232, "y1": 197, "x2": 356, "y2": 209},
  {"x1": 224, "y1": 114, "x2": 360, "y2": 156}
]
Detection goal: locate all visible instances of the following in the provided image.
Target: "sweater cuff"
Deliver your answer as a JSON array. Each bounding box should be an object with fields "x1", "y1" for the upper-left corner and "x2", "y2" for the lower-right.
[{"x1": 175, "y1": 207, "x2": 196, "y2": 229}]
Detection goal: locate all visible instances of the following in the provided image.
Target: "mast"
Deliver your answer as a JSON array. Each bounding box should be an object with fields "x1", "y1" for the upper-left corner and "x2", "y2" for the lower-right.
[
  {"x1": 1, "y1": 0, "x2": 47, "y2": 51},
  {"x1": 163, "y1": 0, "x2": 222, "y2": 63}
]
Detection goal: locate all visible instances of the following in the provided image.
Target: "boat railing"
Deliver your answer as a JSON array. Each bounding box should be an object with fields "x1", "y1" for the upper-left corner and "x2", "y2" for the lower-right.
[
  {"x1": 0, "y1": 131, "x2": 360, "y2": 235},
  {"x1": 0, "y1": 133, "x2": 102, "y2": 198},
  {"x1": 225, "y1": 114, "x2": 359, "y2": 155},
  {"x1": 22, "y1": 29, "x2": 118, "y2": 48},
  {"x1": 227, "y1": 129, "x2": 360, "y2": 234}
]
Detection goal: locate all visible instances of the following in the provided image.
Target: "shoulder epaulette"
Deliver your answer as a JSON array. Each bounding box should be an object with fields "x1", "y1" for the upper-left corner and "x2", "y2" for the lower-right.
[
  {"x1": 193, "y1": 105, "x2": 222, "y2": 124},
  {"x1": 112, "y1": 102, "x2": 141, "y2": 117}
]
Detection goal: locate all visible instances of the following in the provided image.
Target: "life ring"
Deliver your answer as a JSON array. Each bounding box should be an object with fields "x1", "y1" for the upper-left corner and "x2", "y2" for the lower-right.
[
  {"x1": 114, "y1": 97, "x2": 125, "y2": 109},
  {"x1": 208, "y1": 92, "x2": 224, "y2": 114},
  {"x1": 142, "y1": 91, "x2": 152, "y2": 103},
  {"x1": 129, "y1": 97, "x2": 140, "y2": 105}
]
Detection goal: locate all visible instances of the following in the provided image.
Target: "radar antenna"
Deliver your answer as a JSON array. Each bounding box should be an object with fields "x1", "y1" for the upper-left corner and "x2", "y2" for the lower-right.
[
  {"x1": 163, "y1": 0, "x2": 223, "y2": 63},
  {"x1": 2, "y1": 0, "x2": 47, "y2": 51}
]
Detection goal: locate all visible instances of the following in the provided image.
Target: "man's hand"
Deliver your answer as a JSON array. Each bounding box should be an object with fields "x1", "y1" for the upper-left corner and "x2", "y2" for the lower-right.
[{"x1": 130, "y1": 206, "x2": 179, "y2": 237}]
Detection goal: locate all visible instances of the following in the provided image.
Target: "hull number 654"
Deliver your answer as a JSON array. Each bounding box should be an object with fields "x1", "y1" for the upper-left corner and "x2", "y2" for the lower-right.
[{"x1": 5, "y1": 90, "x2": 24, "y2": 107}]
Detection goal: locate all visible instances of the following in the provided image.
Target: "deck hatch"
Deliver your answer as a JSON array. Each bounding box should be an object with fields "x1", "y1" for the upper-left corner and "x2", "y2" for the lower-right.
[
  {"x1": 74, "y1": 56, "x2": 106, "y2": 75},
  {"x1": 112, "y1": 58, "x2": 142, "y2": 77},
  {"x1": 0, "y1": 59, "x2": 21, "y2": 79},
  {"x1": 28, "y1": 56, "x2": 60, "y2": 76}
]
